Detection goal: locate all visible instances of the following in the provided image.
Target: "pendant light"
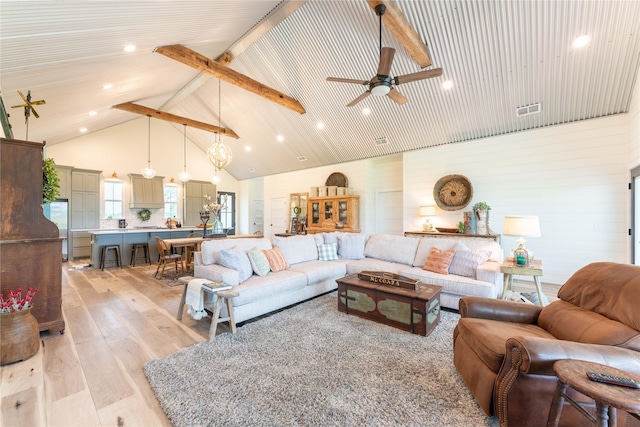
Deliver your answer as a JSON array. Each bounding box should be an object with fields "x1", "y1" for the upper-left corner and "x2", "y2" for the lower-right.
[
  {"x1": 141, "y1": 115, "x2": 156, "y2": 179},
  {"x1": 178, "y1": 124, "x2": 191, "y2": 182},
  {"x1": 207, "y1": 78, "x2": 232, "y2": 177}
]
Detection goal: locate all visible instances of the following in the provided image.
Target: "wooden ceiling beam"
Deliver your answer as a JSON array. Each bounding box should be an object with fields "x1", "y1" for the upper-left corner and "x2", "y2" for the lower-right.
[
  {"x1": 366, "y1": 0, "x2": 432, "y2": 68},
  {"x1": 155, "y1": 44, "x2": 306, "y2": 115},
  {"x1": 112, "y1": 102, "x2": 240, "y2": 139}
]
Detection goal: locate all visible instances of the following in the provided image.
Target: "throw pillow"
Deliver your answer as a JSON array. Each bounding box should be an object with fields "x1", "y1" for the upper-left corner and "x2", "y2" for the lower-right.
[
  {"x1": 337, "y1": 234, "x2": 366, "y2": 260},
  {"x1": 422, "y1": 247, "x2": 455, "y2": 274},
  {"x1": 317, "y1": 243, "x2": 339, "y2": 261},
  {"x1": 449, "y1": 242, "x2": 492, "y2": 278},
  {"x1": 219, "y1": 245, "x2": 253, "y2": 283},
  {"x1": 262, "y1": 247, "x2": 289, "y2": 272},
  {"x1": 247, "y1": 247, "x2": 270, "y2": 277}
]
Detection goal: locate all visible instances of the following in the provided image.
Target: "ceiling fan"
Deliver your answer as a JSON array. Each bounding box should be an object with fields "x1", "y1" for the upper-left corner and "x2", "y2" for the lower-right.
[{"x1": 326, "y1": 4, "x2": 443, "y2": 107}]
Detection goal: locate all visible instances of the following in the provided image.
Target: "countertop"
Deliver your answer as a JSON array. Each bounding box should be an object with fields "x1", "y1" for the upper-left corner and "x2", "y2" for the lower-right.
[{"x1": 89, "y1": 227, "x2": 202, "y2": 235}]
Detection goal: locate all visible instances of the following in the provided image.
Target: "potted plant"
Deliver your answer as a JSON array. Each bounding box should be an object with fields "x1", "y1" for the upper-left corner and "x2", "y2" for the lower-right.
[
  {"x1": 0, "y1": 287, "x2": 40, "y2": 365},
  {"x1": 472, "y1": 202, "x2": 491, "y2": 235}
]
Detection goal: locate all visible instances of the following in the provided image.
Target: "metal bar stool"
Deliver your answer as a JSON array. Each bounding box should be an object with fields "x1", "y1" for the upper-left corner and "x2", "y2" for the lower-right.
[
  {"x1": 129, "y1": 243, "x2": 150, "y2": 266},
  {"x1": 99, "y1": 245, "x2": 122, "y2": 270}
]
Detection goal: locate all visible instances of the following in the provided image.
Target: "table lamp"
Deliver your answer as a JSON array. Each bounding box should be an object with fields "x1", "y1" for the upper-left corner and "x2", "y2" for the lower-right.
[
  {"x1": 503, "y1": 215, "x2": 541, "y2": 266},
  {"x1": 419, "y1": 206, "x2": 437, "y2": 231}
]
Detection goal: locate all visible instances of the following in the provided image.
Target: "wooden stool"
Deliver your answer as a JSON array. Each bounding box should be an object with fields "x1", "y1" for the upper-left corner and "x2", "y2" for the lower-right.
[
  {"x1": 99, "y1": 245, "x2": 122, "y2": 270},
  {"x1": 129, "y1": 243, "x2": 150, "y2": 266}
]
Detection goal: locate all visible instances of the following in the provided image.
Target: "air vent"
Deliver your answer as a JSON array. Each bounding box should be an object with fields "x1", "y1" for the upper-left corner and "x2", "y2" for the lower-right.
[
  {"x1": 516, "y1": 103, "x2": 542, "y2": 117},
  {"x1": 247, "y1": 168, "x2": 256, "y2": 173},
  {"x1": 374, "y1": 137, "x2": 389, "y2": 145},
  {"x1": 297, "y1": 156, "x2": 307, "y2": 162}
]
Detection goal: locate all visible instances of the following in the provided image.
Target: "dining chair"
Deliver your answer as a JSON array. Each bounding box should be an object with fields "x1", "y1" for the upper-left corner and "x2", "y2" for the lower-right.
[{"x1": 154, "y1": 236, "x2": 185, "y2": 278}]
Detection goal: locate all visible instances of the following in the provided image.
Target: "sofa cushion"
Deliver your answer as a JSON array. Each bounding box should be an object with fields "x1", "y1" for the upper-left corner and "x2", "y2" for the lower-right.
[
  {"x1": 263, "y1": 247, "x2": 289, "y2": 272},
  {"x1": 400, "y1": 267, "x2": 498, "y2": 299},
  {"x1": 365, "y1": 234, "x2": 420, "y2": 265},
  {"x1": 449, "y1": 242, "x2": 492, "y2": 279},
  {"x1": 247, "y1": 247, "x2": 270, "y2": 277},
  {"x1": 317, "y1": 243, "x2": 339, "y2": 261},
  {"x1": 337, "y1": 234, "x2": 366, "y2": 259},
  {"x1": 323, "y1": 232, "x2": 345, "y2": 245},
  {"x1": 219, "y1": 246, "x2": 253, "y2": 283},
  {"x1": 412, "y1": 238, "x2": 458, "y2": 267},
  {"x1": 456, "y1": 317, "x2": 555, "y2": 373},
  {"x1": 288, "y1": 260, "x2": 347, "y2": 284},
  {"x1": 201, "y1": 237, "x2": 272, "y2": 265},
  {"x1": 345, "y1": 258, "x2": 411, "y2": 275},
  {"x1": 231, "y1": 270, "x2": 308, "y2": 307},
  {"x1": 274, "y1": 235, "x2": 319, "y2": 265},
  {"x1": 422, "y1": 247, "x2": 455, "y2": 274}
]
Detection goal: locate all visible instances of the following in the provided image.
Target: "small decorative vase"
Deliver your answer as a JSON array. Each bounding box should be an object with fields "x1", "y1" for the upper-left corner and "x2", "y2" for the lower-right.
[
  {"x1": 475, "y1": 210, "x2": 489, "y2": 235},
  {"x1": 213, "y1": 218, "x2": 224, "y2": 234},
  {"x1": 1, "y1": 308, "x2": 40, "y2": 365}
]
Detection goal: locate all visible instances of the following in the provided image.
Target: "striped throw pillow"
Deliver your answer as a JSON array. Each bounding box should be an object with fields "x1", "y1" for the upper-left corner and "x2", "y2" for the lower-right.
[
  {"x1": 422, "y1": 247, "x2": 455, "y2": 274},
  {"x1": 262, "y1": 247, "x2": 289, "y2": 272}
]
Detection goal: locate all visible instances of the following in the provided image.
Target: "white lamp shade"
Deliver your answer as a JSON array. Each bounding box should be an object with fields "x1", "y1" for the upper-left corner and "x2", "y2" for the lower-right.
[
  {"x1": 419, "y1": 206, "x2": 437, "y2": 216},
  {"x1": 178, "y1": 171, "x2": 191, "y2": 182},
  {"x1": 503, "y1": 215, "x2": 541, "y2": 237},
  {"x1": 141, "y1": 167, "x2": 156, "y2": 179}
]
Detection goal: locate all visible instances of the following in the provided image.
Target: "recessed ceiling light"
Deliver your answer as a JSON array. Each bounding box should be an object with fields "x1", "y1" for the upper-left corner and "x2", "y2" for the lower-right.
[
  {"x1": 89, "y1": 111, "x2": 97, "y2": 116},
  {"x1": 316, "y1": 122, "x2": 325, "y2": 130},
  {"x1": 103, "y1": 83, "x2": 113, "y2": 90},
  {"x1": 297, "y1": 156, "x2": 307, "y2": 162},
  {"x1": 572, "y1": 35, "x2": 591, "y2": 49},
  {"x1": 276, "y1": 135, "x2": 284, "y2": 142},
  {"x1": 248, "y1": 168, "x2": 256, "y2": 173},
  {"x1": 123, "y1": 44, "x2": 136, "y2": 53},
  {"x1": 442, "y1": 80, "x2": 454, "y2": 90},
  {"x1": 244, "y1": 145, "x2": 251, "y2": 152},
  {"x1": 80, "y1": 128, "x2": 88, "y2": 133},
  {"x1": 362, "y1": 107, "x2": 371, "y2": 115}
]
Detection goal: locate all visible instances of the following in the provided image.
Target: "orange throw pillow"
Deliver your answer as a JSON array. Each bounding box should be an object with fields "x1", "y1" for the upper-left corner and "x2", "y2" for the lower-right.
[
  {"x1": 422, "y1": 247, "x2": 455, "y2": 274},
  {"x1": 262, "y1": 247, "x2": 289, "y2": 272}
]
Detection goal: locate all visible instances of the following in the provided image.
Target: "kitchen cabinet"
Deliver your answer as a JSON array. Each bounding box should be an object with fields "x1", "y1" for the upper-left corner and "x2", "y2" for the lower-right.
[
  {"x1": 128, "y1": 173, "x2": 165, "y2": 209},
  {"x1": 71, "y1": 230, "x2": 94, "y2": 259},
  {"x1": 71, "y1": 168, "x2": 101, "y2": 230},
  {"x1": 307, "y1": 195, "x2": 360, "y2": 234},
  {"x1": 1, "y1": 138, "x2": 65, "y2": 333},
  {"x1": 54, "y1": 165, "x2": 73, "y2": 199},
  {"x1": 185, "y1": 180, "x2": 216, "y2": 226}
]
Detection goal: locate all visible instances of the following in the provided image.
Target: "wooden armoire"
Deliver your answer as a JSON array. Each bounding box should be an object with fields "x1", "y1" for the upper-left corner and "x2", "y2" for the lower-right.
[{"x1": 0, "y1": 138, "x2": 65, "y2": 333}]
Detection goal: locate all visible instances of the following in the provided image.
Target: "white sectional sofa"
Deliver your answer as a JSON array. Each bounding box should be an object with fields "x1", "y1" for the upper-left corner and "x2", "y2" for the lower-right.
[{"x1": 193, "y1": 233, "x2": 503, "y2": 323}]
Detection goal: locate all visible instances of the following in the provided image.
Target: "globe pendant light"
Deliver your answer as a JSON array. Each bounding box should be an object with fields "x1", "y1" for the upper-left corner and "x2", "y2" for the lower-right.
[
  {"x1": 207, "y1": 78, "x2": 232, "y2": 173},
  {"x1": 141, "y1": 115, "x2": 156, "y2": 179},
  {"x1": 178, "y1": 124, "x2": 191, "y2": 182}
]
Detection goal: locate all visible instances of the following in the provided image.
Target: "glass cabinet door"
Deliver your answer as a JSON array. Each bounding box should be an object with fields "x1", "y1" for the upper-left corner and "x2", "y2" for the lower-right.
[
  {"x1": 324, "y1": 201, "x2": 333, "y2": 221},
  {"x1": 311, "y1": 201, "x2": 320, "y2": 225},
  {"x1": 338, "y1": 200, "x2": 348, "y2": 223}
]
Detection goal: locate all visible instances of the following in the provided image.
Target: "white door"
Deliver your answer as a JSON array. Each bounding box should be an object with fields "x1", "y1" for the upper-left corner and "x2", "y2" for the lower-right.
[
  {"x1": 251, "y1": 199, "x2": 264, "y2": 235},
  {"x1": 634, "y1": 173, "x2": 640, "y2": 265},
  {"x1": 270, "y1": 197, "x2": 288, "y2": 238},
  {"x1": 375, "y1": 190, "x2": 403, "y2": 235}
]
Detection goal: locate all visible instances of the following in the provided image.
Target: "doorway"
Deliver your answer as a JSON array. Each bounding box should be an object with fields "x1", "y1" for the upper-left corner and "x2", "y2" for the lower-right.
[
  {"x1": 632, "y1": 166, "x2": 640, "y2": 265},
  {"x1": 375, "y1": 190, "x2": 403, "y2": 235},
  {"x1": 270, "y1": 197, "x2": 288, "y2": 238}
]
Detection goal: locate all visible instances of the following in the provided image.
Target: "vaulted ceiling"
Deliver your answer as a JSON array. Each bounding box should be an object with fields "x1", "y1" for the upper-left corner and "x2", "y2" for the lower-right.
[{"x1": 2, "y1": 1, "x2": 640, "y2": 180}]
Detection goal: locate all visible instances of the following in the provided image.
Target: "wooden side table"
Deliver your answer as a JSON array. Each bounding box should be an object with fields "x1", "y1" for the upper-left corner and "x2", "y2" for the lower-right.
[
  {"x1": 500, "y1": 258, "x2": 545, "y2": 306},
  {"x1": 547, "y1": 359, "x2": 640, "y2": 427}
]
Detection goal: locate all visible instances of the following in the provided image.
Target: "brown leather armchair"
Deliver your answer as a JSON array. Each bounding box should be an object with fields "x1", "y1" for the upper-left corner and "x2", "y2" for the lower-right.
[{"x1": 453, "y1": 262, "x2": 640, "y2": 427}]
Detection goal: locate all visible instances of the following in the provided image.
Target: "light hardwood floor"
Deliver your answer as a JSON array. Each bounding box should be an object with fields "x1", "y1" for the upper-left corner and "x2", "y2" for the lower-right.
[{"x1": 1, "y1": 261, "x2": 561, "y2": 426}]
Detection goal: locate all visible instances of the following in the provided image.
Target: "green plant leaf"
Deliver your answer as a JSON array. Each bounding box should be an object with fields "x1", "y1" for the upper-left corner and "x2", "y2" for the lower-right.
[{"x1": 43, "y1": 158, "x2": 60, "y2": 204}]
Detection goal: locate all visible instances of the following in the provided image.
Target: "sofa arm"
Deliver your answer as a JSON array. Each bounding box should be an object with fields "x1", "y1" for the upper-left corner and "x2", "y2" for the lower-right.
[
  {"x1": 193, "y1": 251, "x2": 203, "y2": 265},
  {"x1": 194, "y1": 262, "x2": 240, "y2": 286},
  {"x1": 503, "y1": 336, "x2": 640, "y2": 376},
  {"x1": 476, "y1": 260, "x2": 502, "y2": 290},
  {"x1": 459, "y1": 296, "x2": 542, "y2": 323}
]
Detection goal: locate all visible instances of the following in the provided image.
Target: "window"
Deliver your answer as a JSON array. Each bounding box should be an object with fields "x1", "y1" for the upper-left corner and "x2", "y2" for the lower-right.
[
  {"x1": 218, "y1": 192, "x2": 235, "y2": 235},
  {"x1": 104, "y1": 181, "x2": 123, "y2": 219},
  {"x1": 164, "y1": 185, "x2": 179, "y2": 220}
]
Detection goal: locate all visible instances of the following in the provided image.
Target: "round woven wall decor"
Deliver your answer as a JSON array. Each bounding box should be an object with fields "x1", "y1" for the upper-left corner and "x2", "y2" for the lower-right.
[
  {"x1": 325, "y1": 172, "x2": 348, "y2": 188},
  {"x1": 433, "y1": 174, "x2": 473, "y2": 211}
]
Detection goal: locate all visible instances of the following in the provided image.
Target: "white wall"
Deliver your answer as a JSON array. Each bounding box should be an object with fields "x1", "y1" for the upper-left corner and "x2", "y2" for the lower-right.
[
  {"x1": 404, "y1": 114, "x2": 630, "y2": 284},
  {"x1": 629, "y1": 68, "x2": 640, "y2": 169},
  {"x1": 47, "y1": 117, "x2": 241, "y2": 227}
]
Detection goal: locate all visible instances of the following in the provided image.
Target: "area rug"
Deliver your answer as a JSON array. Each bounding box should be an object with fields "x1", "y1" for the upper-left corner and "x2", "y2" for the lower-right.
[
  {"x1": 141, "y1": 264, "x2": 190, "y2": 287},
  {"x1": 143, "y1": 293, "x2": 494, "y2": 427}
]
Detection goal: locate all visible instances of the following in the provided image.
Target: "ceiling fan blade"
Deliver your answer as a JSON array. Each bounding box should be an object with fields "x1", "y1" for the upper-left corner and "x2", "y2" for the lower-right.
[
  {"x1": 31, "y1": 107, "x2": 40, "y2": 119},
  {"x1": 395, "y1": 68, "x2": 443, "y2": 85},
  {"x1": 17, "y1": 90, "x2": 28, "y2": 103},
  {"x1": 326, "y1": 77, "x2": 369, "y2": 85},
  {"x1": 377, "y1": 47, "x2": 395, "y2": 77},
  {"x1": 347, "y1": 91, "x2": 371, "y2": 107},
  {"x1": 387, "y1": 88, "x2": 408, "y2": 105}
]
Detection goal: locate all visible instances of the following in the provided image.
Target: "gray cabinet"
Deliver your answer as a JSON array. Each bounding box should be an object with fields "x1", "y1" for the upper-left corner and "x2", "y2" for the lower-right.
[
  {"x1": 185, "y1": 180, "x2": 216, "y2": 226},
  {"x1": 128, "y1": 173, "x2": 165, "y2": 209},
  {"x1": 70, "y1": 169, "x2": 101, "y2": 230},
  {"x1": 71, "y1": 230, "x2": 93, "y2": 259},
  {"x1": 55, "y1": 165, "x2": 73, "y2": 199}
]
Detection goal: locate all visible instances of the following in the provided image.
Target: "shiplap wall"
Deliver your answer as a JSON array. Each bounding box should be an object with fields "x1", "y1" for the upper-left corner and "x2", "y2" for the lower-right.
[
  {"x1": 630, "y1": 69, "x2": 640, "y2": 169},
  {"x1": 404, "y1": 114, "x2": 630, "y2": 284}
]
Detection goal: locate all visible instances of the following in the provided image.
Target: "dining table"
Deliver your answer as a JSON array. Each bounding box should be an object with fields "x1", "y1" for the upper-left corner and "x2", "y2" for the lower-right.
[{"x1": 163, "y1": 234, "x2": 258, "y2": 268}]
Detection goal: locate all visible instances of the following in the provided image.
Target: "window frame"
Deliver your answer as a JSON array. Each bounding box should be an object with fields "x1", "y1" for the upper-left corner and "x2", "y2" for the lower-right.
[
  {"x1": 104, "y1": 180, "x2": 124, "y2": 219},
  {"x1": 164, "y1": 184, "x2": 180, "y2": 220},
  {"x1": 217, "y1": 191, "x2": 235, "y2": 235}
]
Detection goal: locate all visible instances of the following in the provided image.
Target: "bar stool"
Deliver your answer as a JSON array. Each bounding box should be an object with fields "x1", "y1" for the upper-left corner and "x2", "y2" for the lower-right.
[
  {"x1": 129, "y1": 243, "x2": 150, "y2": 266},
  {"x1": 99, "y1": 245, "x2": 122, "y2": 270}
]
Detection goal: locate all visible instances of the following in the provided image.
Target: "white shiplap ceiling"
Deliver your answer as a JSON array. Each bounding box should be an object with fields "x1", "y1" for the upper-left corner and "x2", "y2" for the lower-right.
[{"x1": 2, "y1": 0, "x2": 640, "y2": 180}]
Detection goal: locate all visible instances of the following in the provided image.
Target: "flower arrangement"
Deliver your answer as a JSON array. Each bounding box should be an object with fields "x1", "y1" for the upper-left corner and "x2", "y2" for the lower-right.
[
  {"x1": 1, "y1": 288, "x2": 38, "y2": 313},
  {"x1": 202, "y1": 194, "x2": 228, "y2": 216}
]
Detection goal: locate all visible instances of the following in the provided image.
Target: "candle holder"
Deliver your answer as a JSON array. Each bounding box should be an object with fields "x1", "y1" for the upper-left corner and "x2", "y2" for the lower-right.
[{"x1": 199, "y1": 211, "x2": 210, "y2": 237}]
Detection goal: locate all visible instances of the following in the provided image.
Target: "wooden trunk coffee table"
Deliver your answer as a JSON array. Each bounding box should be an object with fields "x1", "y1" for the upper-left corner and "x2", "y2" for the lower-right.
[{"x1": 337, "y1": 274, "x2": 442, "y2": 336}]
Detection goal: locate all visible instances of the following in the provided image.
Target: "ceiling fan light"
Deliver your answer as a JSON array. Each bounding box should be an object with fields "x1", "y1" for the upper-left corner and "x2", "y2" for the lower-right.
[{"x1": 371, "y1": 85, "x2": 391, "y2": 96}]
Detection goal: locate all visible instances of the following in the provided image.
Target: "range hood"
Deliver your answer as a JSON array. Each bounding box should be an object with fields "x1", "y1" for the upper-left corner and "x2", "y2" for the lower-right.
[{"x1": 128, "y1": 174, "x2": 165, "y2": 209}]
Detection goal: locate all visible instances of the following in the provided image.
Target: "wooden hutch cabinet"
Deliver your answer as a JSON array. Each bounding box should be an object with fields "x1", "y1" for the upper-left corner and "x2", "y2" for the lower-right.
[{"x1": 307, "y1": 195, "x2": 360, "y2": 233}]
